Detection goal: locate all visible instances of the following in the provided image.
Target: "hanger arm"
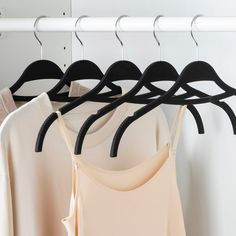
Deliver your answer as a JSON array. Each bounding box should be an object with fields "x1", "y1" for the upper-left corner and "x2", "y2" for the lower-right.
[
  {"x1": 181, "y1": 84, "x2": 236, "y2": 134},
  {"x1": 136, "y1": 84, "x2": 204, "y2": 133},
  {"x1": 165, "y1": 83, "x2": 236, "y2": 134}
]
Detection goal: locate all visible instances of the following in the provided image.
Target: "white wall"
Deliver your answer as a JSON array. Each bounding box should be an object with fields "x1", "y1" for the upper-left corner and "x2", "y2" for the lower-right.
[
  {"x1": 72, "y1": 1, "x2": 236, "y2": 236},
  {"x1": 0, "y1": 0, "x2": 72, "y2": 95}
]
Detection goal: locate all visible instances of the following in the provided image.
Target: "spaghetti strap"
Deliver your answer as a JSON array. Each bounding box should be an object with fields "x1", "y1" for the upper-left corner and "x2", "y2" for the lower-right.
[
  {"x1": 73, "y1": 163, "x2": 80, "y2": 236},
  {"x1": 56, "y1": 111, "x2": 75, "y2": 156},
  {"x1": 56, "y1": 110, "x2": 186, "y2": 236},
  {"x1": 169, "y1": 105, "x2": 187, "y2": 151},
  {"x1": 56, "y1": 111, "x2": 80, "y2": 236}
]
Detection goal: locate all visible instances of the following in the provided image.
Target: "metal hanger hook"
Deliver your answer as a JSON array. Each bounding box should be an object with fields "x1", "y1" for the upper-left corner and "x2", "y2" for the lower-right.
[
  {"x1": 115, "y1": 15, "x2": 128, "y2": 60},
  {"x1": 153, "y1": 15, "x2": 164, "y2": 61},
  {"x1": 191, "y1": 14, "x2": 203, "y2": 60},
  {"x1": 75, "y1": 15, "x2": 88, "y2": 60},
  {"x1": 34, "y1": 15, "x2": 46, "y2": 60}
]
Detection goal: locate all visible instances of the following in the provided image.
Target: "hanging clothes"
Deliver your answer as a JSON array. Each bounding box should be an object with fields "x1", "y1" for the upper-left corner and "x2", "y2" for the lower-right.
[
  {"x1": 0, "y1": 88, "x2": 17, "y2": 124},
  {"x1": 0, "y1": 86, "x2": 169, "y2": 236},
  {"x1": 56, "y1": 105, "x2": 187, "y2": 236},
  {"x1": 0, "y1": 82, "x2": 89, "y2": 125},
  {"x1": 68, "y1": 81, "x2": 90, "y2": 97}
]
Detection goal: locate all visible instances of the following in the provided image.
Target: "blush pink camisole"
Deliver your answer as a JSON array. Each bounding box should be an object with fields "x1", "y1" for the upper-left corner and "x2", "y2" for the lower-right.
[{"x1": 56, "y1": 105, "x2": 187, "y2": 236}]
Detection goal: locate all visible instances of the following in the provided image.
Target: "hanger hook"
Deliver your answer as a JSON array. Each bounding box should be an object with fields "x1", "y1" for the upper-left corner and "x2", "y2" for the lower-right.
[
  {"x1": 34, "y1": 15, "x2": 46, "y2": 60},
  {"x1": 191, "y1": 14, "x2": 203, "y2": 60},
  {"x1": 115, "y1": 15, "x2": 128, "y2": 60},
  {"x1": 75, "y1": 15, "x2": 88, "y2": 60},
  {"x1": 153, "y1": 15, "x2": 164, "y2": 61}
]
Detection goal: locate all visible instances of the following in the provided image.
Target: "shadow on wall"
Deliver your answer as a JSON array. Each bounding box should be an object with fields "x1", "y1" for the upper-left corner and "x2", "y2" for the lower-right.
[
  {"x1": 177, "y1": 105, "x2": 224, "y2": 236},
  {"x1": 184, "y1": 140, "x2": 212, "y2": 236}
]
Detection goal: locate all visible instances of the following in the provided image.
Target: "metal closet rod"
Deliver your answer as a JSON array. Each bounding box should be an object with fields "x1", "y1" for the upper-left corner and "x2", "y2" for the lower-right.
[{"x1": 0, "y1": 17, "x2": 236, "y2": 32}]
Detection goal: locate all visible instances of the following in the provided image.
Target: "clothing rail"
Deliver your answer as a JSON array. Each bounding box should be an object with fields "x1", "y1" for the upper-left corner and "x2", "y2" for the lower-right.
[{"x1": 1, "y1": 17, "x2": 236, "y2": 32}]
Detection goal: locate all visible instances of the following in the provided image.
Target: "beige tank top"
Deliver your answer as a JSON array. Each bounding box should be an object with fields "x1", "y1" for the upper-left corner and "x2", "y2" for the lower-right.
[{"x1": 56, "y1": 105, "x2": 187, "y2": 236}]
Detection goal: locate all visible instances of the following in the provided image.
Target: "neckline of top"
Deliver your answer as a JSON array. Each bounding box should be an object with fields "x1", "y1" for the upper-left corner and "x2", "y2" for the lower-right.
[
  {"x1": 37, "y1": 87, "x2": 129, "y2": 149},
  {"x1": 73, "y1": 143, "x2": 173, "y2": 193}
]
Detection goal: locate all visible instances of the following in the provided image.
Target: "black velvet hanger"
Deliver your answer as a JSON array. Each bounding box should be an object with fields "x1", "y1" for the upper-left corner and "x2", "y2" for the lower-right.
[
  {"x1": 110, "y1": 60, "x2": 236, "y2": 157},
  {"x1": 9, "y1": 16, "x2": 71, "y2": 101},
  {"x1": 9, "y1": 60, "x2": 66, "y2": 101}
]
